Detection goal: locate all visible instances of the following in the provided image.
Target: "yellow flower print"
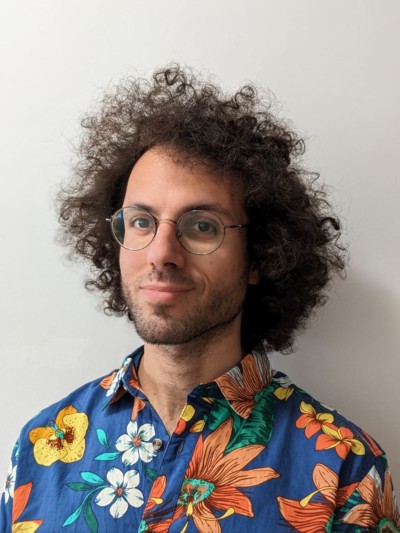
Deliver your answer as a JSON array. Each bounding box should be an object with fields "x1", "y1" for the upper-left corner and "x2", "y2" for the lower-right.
[
  {"x1": 296, "y1": 402, "x2": 334, "y2": 438},
  {"x1": 316, "y1": 423, "x2": 365, "y2": 460},
  {"x1": 29, "y1": 405, "x2": 89, "y2": 466},
  {"x1": 274, "y1": 387, "x2": 294, "y2": 401}
]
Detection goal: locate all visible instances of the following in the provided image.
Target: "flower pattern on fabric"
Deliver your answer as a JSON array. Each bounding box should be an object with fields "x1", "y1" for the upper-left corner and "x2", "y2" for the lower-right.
[
  {"x1": 103, "y1": 356, "x2": 132, "y2": 398},
  {"x1": 63, "y1": 468, "x2": 144, "y2": 530},
  {"x1": 216, "y1": 352, "x2": 270, "y2": 418},
  {"x1": 28, "y1": 405, "x2": 89, "y2": 466},
  {"x1": 131, "y1": 397, "x2": 147, "y2": 421},
  {"x1": 95, "y1": 467, "x2": 144, "y2": 518},
  {"x1": 273, "y1": 386, "x2": 294, "y2": 400},
  {"x1": 171, "y1": 417, "x2": 279, "y2": 532},
  {"x1": 316, "y1": 423, "x2": 365, "y2": 459},
  {"x1": 1, "y1": 349, "x2": 398, "y2": 532},
  {"x1": 4, "y1": 462, "x2": 16, "y2": 504},
  {"x1": 296, "y1": 401, "x2": 335, "y2": 438},
  {"x1": 341, "y1": 465, "x2": 400, "y2": 531},
  {"x1": 139, "y1": 476, "x2": 168, "y2": 532},
  {"x1": 277, "y1": 463, "x2": 358, "y2": 533},
  {"x1": 116, "y1": 422, "x2": 157, "y2": 465},
  {"x1": 359, "y1": 427, "x2": 385, "y2": 458},
  {"x1": 144, "y1": 476, "x2": 166, "y2": 513},
  {"x1": 11, "y1": 482, "x2": 43, "y2": 532},
  {"x1": 175, "y1": 405, "x2": 196, "y2": 435}
]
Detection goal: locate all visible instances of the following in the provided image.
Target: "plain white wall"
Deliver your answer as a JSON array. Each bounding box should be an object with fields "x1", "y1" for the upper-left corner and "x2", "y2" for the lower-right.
[{"x1": 1, "y1": 0, "x2": 399, "y2": 496}]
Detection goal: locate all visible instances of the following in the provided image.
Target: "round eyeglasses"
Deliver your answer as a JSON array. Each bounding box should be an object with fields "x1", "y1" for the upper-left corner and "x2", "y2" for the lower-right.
[{"x1": 106, "y1": 206, "x2": 249, "y2": 255}]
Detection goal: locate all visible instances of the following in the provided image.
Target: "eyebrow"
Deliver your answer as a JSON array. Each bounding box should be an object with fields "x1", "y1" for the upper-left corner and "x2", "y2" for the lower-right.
[{"x1": 125, "y1": 202, "x2": 233, "y2": 218}]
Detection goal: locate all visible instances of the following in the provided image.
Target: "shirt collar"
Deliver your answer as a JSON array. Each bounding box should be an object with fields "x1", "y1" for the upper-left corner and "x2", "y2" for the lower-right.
[{"x1": 103, "y1": 347, "x2": 271, "y2": 419}]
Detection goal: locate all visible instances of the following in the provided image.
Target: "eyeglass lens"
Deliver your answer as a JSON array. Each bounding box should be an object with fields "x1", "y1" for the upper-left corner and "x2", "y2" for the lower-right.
[{"x1": 112, "y1": 207, "x2": 225, "y2": 254}]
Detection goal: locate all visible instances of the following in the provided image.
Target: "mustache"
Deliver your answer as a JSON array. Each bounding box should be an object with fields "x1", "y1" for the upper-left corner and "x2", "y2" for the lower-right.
[{"x1": 139, "y1": 268, "x2": 197, "y2": 286}]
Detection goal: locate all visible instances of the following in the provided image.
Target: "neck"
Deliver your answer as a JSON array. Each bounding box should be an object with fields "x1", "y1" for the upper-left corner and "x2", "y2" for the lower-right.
[{"x1": 137, "y1": 319, "x2": 243, "y2": 434}]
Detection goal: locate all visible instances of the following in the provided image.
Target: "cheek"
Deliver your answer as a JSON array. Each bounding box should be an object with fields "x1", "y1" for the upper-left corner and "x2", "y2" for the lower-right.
[{"x1": 119, "y1": 249, "x2": 143, "y2": 279}]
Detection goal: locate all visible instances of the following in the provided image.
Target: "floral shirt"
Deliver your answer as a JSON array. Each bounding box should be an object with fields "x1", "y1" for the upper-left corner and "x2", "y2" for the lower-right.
[{"x1": 1, "y1": 348, "x2": 399, "y2": 533}]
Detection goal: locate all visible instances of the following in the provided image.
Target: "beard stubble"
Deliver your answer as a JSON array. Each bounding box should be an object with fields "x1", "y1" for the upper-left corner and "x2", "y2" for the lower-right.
[{"x1": 122, "y1": 268, "x2": 249, "y2": 347}]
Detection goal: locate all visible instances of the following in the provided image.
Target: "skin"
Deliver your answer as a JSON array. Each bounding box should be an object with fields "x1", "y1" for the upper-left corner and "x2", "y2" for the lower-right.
[{"x1": 120, "y1": 147, "x2": 259, "y2": 434}]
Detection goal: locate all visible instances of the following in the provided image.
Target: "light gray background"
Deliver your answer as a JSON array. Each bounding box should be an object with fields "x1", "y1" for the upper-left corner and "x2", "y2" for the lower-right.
[{"x1": 1, "y1": 0, "x2": 399, "y2": 496}]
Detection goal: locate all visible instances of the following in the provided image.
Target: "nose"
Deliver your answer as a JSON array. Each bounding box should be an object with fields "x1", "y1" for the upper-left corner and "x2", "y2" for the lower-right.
[{"x1": 146, "y1": 219, "x2": 185, "y2": 270}]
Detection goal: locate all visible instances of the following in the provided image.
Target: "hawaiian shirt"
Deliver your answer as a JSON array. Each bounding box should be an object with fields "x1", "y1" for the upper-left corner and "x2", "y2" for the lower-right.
[{"x1": 1, "y1": 348, "x2": 399, "y2": 532}]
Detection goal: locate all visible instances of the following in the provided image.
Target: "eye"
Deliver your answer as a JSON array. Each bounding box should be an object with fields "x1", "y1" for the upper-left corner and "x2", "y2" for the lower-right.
[
  {"x1": 123, "y1": 210, "x2": 155, "y2": 233},
  {"x1": 130, "y1": 216, "x2": 152, "y2": 230},
  {"x1": 193, "y1": 220, "x2": 216, "y2": 234},
  {"x1": 181, "y1": 212, "x2": 221, "y2": 241}
]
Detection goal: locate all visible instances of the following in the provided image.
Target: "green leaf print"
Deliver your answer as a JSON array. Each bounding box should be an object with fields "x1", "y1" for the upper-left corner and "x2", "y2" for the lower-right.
[
  {"x1": 95, "y1": 451, "x2": 121, "y2": 461},
  {"x1": 67, "y1": 482, "x2": 96, "y2": 491},
  {"x1": 225, "y1": 385, "x2": 277, "y2": 453},
  {"x1": 81, "y1": 472, "x2": 105, "y2": 485},
  {"x1": 96, "y1": 428, "x2": 109, "y2": 447},
  {"x1": 207, "y1": 398, "x2": 233, "y2": 431},
  {"x1": 83, "y1": 500, "x2": 99, "y2": 533}
]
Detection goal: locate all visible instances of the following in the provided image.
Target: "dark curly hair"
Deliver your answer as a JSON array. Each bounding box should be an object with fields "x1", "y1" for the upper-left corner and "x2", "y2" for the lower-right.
[{"x1": 59, "y1": 64, "x2": 346, "y2": 353}]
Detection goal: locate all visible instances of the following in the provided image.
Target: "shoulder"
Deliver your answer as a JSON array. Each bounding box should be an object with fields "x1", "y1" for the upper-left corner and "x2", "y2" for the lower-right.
[
  {"x1": 22, "y1": 370, "x2": 115, "y2": 432},
  {"x1": 11, "y1": 368, "x2": 122, "y2": 468},
  {"x1": 269, "y1": 370, "x2": 390, "y2": 490},
  {"x1": 269, "y1": 371, "x2": 400, "y2": 530}
]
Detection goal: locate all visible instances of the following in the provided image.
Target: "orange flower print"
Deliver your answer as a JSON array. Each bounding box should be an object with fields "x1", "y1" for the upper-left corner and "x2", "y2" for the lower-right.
[
  {"x1": 216, "y1": 353, "x2": 271, "y2": 418},
  {"x1": 100, "y1": 371, "x2": 117, "y2": 390},
  {"x1": 171, "y1": 417, "x2": 279, "y2": 532},
  {"x1": 315, "y1": 423, "x2": 365, "y2": 460},
  {"x1": 29, "y1": 405, "x2": 89, "y2": 466},
  {"x1": 12, "y1": 482, "x2": 43, "y2": 532},
  {"x1": 131, "y1": 397, "x2": 146, "y2": 421},
  {"x1": 341, "y1": 465, "x2": 400, "y2": 530},
  {"x1": 102, "y1": 356, "x2": 133, "y2": 399},
  {"x1": 144, "y1": 476, "x2": 167, "y2": 513},
  {"x1": 175, "y1": 405, "x2": 196, "y2": 435},
  {"x1": 296, "y1": 401, "x2": 334, "y2": 438},
  {"x1": 139, "y1": 476, "x2": 172, "y2": 533},
  {"x1": 278, "y1": 463, "x2": 358, "y2": 533}
]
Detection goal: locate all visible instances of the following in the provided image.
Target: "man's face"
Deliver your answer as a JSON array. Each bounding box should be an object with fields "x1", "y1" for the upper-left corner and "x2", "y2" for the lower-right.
[{"x1": 120, "y1": 147, "x2": 258, "y2": 346}]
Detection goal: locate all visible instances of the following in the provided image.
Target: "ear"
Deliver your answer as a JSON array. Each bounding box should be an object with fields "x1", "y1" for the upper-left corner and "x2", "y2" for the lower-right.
[{"x1": 248, "y1": 262, "x2": 261, "y2": 285}]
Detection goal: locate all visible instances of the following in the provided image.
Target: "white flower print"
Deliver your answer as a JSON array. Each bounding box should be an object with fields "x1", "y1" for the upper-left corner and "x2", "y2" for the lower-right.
[
  {"x1": 95, "y1": 467, "x2": 143, "y2": 518},
  {"x1": 116, "y1": 421, "x2": 157, "y2": 465},
  {"x1": 3, "y1": 462, "x2": 16, "y2": 503}
]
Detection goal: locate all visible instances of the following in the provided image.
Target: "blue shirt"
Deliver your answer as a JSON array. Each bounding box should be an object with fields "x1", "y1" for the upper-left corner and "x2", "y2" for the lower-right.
[{"x1": 1, "y1": 348, "x2": 399, "y2": 532}]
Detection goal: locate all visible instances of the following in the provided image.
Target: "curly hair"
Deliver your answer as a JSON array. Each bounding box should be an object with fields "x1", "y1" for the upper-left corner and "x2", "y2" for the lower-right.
[{"x1": 59, "y1": 64, "x2": 346, "y2": 353}]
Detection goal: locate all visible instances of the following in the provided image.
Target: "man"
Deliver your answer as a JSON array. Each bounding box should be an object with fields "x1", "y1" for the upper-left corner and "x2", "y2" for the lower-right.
[{"x1": 1, "y1": 65, "x2": 398, "y2": 532}]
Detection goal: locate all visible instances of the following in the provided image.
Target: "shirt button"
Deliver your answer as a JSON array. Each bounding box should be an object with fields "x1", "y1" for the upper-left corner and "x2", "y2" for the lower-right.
[{"x1": 152, "y1": 438, "x2": 163, "y2": 451}]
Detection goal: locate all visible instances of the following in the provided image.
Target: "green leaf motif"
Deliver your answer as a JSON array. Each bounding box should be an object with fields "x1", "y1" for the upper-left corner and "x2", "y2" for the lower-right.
[
  {"x1": 81, "y1": 471, "x2": 105, "y2": 485},
  {"x1": 225, "y1": 385, "x2": 277, "y2": 453},
  {"x1": 67, "y1": 482, "x2": 96, "y2": 491},
  {"x1": 143, "y1": 466, "x2": 158, "y2": 481},
  {"x1": 96, "y1": 428, "x2": 109, "y2": 447},
  {"x1": 207, "y1": 398, "x2": 233, "y2": 431},
  {"x1": 95, "y1": 451, "x2": 121, "y2": 461},
  {"x1": 84, "y1": 501, "x2": 99, "y2": 533},
  {"x1": 63, "y1": 504, "x2": 83, "y2": 527}
]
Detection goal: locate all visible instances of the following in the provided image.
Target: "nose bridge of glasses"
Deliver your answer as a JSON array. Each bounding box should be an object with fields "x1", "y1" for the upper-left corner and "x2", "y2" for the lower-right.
[
  {"x1": 153, "y1": 217, "x2": 182, "y2": 243},
  {"x1": 157, "y1": 217, "x2": 178, "y2": 228}
]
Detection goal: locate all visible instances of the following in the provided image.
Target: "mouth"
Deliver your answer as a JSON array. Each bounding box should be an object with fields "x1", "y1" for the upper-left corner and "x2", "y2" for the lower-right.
[
  {"x1": 141, "y1": 284, "x2": 193, "y2": 292},
  {"x1": 140, "y1": 285, "x2": 194, "y2": 302}
]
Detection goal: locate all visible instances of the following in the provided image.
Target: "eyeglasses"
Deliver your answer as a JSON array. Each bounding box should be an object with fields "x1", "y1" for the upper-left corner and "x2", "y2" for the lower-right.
[{"x1": 106, "y1": 206, "x2": 248, "y2": 255}]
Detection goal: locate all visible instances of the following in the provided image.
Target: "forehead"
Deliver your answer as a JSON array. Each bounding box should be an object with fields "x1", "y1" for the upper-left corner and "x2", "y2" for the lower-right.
[{"x1": 123, "y1": 147, "x2": 246, "y2": 220}]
